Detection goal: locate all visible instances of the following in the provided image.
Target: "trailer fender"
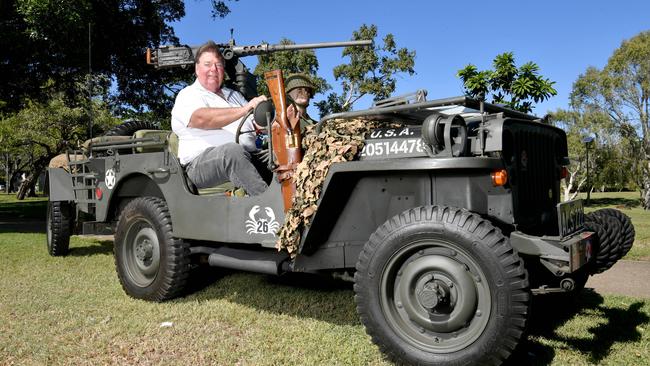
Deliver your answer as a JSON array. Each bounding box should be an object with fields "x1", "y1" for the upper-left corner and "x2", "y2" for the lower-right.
[{"x1": 47, "y1": 168, "x2": 75, "y2": 201}]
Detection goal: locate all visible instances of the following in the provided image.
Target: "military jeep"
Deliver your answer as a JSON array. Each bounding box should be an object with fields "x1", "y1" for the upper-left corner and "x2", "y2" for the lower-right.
[{"x1": 45, "y1": 41, "x2": 634, "y2": 366}]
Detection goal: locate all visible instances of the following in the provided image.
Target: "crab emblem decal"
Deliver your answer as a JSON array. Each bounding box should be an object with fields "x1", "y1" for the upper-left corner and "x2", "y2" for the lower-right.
[{"x1": 246, "y1": 205, "x2": 280, "y2": 236}]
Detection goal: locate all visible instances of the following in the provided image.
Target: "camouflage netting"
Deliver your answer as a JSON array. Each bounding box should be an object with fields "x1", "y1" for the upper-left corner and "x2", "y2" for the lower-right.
[{"x1": 276, "y1": 117, "x2": 391, "y2": 256}]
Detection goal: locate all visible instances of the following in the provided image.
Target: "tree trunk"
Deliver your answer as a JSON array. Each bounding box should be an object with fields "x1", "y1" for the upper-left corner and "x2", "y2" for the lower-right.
[
  {"x1": 16, "y1": 173, "x2": 38, "y2": 200},
  {"x1": 641, "y1": 177, "x2": 650, "y2": 210},
  {"x1": 15, "y1": 155, "x2": 52, "y2": 200},
  {"x1": 9, "y1": 170, "x2": 23, "y2": 193},
  {"x1": 641, "y1": 161, "x2": 650, "y2": 210}
]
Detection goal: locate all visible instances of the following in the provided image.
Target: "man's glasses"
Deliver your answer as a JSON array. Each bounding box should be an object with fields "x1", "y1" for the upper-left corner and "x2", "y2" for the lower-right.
[{"x1": 202, "y1": 62, "x2": 224, "y2": 69}]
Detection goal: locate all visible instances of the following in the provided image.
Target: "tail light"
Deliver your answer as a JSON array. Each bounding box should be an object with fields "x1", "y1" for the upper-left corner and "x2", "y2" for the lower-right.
[
  {"x1": 491, "y1": 169, "x2": 508, "y2": 186},
  {"x1": 560, "y1": 166, "x2": 569, "y2": 179}
]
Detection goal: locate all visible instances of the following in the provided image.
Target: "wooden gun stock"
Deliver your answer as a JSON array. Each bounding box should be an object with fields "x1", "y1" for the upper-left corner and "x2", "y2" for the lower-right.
[{"x1": 264, "y1": 70, "x2": 303, "y2": 211}]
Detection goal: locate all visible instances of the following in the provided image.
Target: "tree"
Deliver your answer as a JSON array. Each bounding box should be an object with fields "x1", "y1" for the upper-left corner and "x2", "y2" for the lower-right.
[
  {"x1": 1, "y1": 0, "x2": 188, "y2": 121},
  {"x1": 315, "y1": 24, "x2": 416, "y2": 117},
  {"x1": 0, "y1": 79, "x2": 119, "y2": 199},
  {"x1": 569, "y1": 31, "x2": 650, "y2": 208},
  {"x1": 209, "y1": 0, "x2": 239, "y2": 19},
  {"x1": 549, "y1": 108, "x2": 632, "y2": 201},
  {"x1": 253, "y1": 38, "x2": 330, "y2": 97},
  {"x1": 457, "y1": 52, "x2": 557, "y2": 113}
]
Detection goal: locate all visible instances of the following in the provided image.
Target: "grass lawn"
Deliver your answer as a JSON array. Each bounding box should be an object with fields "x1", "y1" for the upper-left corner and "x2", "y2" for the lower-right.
[{"x1": 0, "y1": 192, "x2": 649, "y2": 365}]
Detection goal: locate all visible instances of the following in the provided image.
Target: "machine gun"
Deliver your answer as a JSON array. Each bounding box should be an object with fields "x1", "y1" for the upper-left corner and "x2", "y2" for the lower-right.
[{"x1": 146, "y1": 39, "x2": 372, "y2": 99}]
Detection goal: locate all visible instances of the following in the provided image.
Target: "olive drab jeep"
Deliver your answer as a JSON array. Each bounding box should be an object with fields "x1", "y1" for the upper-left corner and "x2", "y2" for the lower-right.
[{"x1": 45, "y1": 39, "x2": 635, "y2": 366}]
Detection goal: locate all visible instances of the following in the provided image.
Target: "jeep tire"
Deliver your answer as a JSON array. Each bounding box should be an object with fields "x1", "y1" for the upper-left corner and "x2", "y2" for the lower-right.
[
  {"x1": 105, "y1": 120, "x2": 159, "y2": 136},
  {"x1": 114, "y1": 197, "x2": 190, "y2": 301},
  {"x1": 46, "y1": 200, "x2": 73, "y2": 256},
  {"x1": 354, "y1": 206, "x2": 530, "y2": 366}
]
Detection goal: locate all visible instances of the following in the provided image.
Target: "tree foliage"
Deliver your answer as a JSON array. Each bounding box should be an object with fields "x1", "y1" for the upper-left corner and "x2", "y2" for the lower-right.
[
  {"x1": 569, "y1": 31, "x2": 650, "y2": 208},
  {"x1": 315, "y1": 24, "x2": 416, "y2": 117},
  {"x1": 550, "y1": 108, "x2": 634, "y2": 200},
  {"x1": 1, "y1": 0, "x2": 188, "y2": 120},
  {"x1": 253, "y1": 38, "x2": 330, "y2": 97},
  {"x1": 209, "y1": 0, "x2": 239, "y2": 19},
  {"x1": 0, "y1": 79, "x2": 119, "y2": 198},
  {"x1": 457, "y1": 52, "x2": 557, "y2": 113}
]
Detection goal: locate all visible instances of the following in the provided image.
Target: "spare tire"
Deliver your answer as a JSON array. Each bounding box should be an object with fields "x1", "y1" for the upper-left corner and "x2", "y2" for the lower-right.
[
  {"x1": 592, "y1": 208, "x2": 635, "y2": 257},
  {"x1": 584, "y1": 212, "x2": 622, "y2": 274},
  {"x1": 105, "y1": 120, "x2": 160, "y2": 136}
]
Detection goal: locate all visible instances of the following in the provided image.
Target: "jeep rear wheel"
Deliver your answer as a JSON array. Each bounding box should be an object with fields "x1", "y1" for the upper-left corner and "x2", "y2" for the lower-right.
[
  {"x1": 354, "y1": 206, "x2": 530, "y2": 366},
  {"x1": 114, "y1": 197, "x2": 190, "y2": 301},
  {"x1": 46, "y1": 201, "x2": 73, "y2": 256}
]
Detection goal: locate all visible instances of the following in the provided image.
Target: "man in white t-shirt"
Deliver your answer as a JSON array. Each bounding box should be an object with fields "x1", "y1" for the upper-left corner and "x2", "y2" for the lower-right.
[{"x1": 171, "y1": 41, "x2": 268, "y2": 195}]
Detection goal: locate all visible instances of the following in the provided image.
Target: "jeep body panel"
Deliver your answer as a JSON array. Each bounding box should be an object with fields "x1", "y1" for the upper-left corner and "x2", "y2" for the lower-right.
[
  {"x1": 300, "y1": 157, "x2": 508, "y2": 251},
  {"x1": 94, "y1": 151, "x2": 285, "y2": 247}
]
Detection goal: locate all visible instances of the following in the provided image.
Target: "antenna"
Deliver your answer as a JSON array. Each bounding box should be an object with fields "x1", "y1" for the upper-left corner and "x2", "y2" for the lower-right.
[{"x1": 87, "y1": 22, "x2": 93, "y2": 140}]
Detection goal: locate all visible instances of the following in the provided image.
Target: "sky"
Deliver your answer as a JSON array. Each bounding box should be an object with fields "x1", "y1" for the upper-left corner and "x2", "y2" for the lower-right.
[{"x1": 170, "y1": 0, "x2": 650, "y2": 117}]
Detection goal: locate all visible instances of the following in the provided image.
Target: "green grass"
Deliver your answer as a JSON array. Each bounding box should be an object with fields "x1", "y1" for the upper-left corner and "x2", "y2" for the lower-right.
[
  {"x1": 1, "y1": 192, "x2": 649, "y2": 365},
  {"x1": 0, "y1": 234, "x2": 648, "y2": 365},
  {"x1": 0, "y1": 235, "x2": 386, "y2": 365}
]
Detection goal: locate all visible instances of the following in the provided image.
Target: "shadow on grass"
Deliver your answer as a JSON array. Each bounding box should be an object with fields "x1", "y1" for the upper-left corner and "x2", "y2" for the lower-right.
[
  {"x1": 69, "y1": 240, "x2": 113, "y2": 256},
  {"x1": 586, "y1": 196, "x2": 641, "y2": 209},
  {"x1": 507, "y1": 289, "x2": 649, "y2": 365},
  {"x1": 182, "y1": 269, "x2": 358, "y2": 326},
  {"x1": 0, "y1": 219, "x2": 45, "y2": 233},
  {"x1": 0, "y1": 200, "x2": 47, "y2": 220},
  {"x1": 183, "y1": 270, "x2": 649, "y2": 362}
]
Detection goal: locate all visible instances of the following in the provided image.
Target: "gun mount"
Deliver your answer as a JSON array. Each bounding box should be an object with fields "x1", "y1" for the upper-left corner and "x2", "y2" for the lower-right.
[{"x1": 146, "y1": 39, "x2": 372, "y2": 99}]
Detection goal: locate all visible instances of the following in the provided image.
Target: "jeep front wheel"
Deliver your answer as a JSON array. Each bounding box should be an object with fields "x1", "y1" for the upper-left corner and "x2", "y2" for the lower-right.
[
  {"x1": 354, "y1": 206, "x2": 530, "y2": 366},
  {"x1": 114, "y1": 197, "x2": 190, "y2": 301}
]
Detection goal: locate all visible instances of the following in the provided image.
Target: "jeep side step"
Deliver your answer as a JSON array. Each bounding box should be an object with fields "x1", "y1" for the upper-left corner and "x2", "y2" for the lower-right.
[{"x1": 191, "y1": 246, "x2": 290, "y2": 275}]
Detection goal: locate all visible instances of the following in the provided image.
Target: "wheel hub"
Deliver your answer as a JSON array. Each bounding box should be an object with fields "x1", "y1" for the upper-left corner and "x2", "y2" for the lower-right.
[
  {"x1": 417, "y1": 279, "x2": 451, "y2": 311},
  {"x1": 135, "y1": 238, "x2": 154, "y2": 263},
  {"x1": 123, "y1": 223, "x2": 161, "y2": 287}
]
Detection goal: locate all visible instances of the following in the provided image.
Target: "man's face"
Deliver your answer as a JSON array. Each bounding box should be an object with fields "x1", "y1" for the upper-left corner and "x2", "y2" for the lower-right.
[
  {"x1": 195, "y1": 51, "x2": 225, "y2": 93},
  {"x1": 288, "y1": 87, "x2": 312, "y2": 107}
]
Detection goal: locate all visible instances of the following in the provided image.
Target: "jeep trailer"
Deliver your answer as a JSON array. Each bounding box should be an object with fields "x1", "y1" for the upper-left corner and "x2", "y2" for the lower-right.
[{"x1": 45, "y1": 41, "x2": 634, "y2": 366}]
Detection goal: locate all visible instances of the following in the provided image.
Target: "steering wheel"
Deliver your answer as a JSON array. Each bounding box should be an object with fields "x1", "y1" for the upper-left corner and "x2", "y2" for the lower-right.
[{"x1": 235, "y1": 100, "x2": 275, "y2": 164}]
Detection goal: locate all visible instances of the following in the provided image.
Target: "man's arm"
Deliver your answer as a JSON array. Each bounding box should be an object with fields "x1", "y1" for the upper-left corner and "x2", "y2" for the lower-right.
[{"x1": 189, "y1": 95, "x2": 267, "y2": 129}]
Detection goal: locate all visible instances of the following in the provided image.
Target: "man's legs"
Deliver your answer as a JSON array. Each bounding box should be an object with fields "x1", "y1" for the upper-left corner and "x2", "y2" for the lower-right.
[{"x1": 186, "y1": 143, "x2": 268, "y2": 195}]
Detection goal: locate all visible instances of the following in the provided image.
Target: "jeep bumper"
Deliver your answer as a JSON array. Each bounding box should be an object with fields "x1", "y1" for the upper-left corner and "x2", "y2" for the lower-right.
[{"x1": 510, "y1": 230, "x2": 594, "y2": 275}]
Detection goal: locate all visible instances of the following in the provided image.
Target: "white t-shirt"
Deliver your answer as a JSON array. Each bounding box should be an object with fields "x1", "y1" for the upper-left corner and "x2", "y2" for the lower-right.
[{"x1": 171, "y1": 80, "x2": 257, "y2": 165}]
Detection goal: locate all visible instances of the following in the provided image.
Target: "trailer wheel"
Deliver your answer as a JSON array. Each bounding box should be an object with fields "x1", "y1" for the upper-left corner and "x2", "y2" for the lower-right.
[
  {"x1": 46, "y1": 201, "x2": 73, "y2": 256},
  {"x1": 354, "y1": 206, "x2": 530, "y2": 366},
  {"x1": 114, "y1": 197, "x2": 190, "y2": 301}
]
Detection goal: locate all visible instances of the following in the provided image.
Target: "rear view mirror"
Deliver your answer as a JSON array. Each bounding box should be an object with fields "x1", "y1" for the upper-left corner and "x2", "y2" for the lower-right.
[{"x1": 254, "y1": 100, "x2": 275, "y2": 127}]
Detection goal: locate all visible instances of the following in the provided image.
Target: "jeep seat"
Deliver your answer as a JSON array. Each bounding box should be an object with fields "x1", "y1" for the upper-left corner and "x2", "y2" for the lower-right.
[
  {"x1": 133, "y1": 129, "x2": 172, "y2": 153},
  {"x1": 165, "y1": 131, "x2": 234, "y2": 196}
]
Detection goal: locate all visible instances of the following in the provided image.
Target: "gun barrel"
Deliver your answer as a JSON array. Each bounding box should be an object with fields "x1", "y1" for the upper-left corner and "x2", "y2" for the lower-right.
[
  {"x1": 148, "y1": 40, "x2": 372, "y2": 68},
  {"x1": 231, "y1": 40, "x2": 373, "y2": 57}
]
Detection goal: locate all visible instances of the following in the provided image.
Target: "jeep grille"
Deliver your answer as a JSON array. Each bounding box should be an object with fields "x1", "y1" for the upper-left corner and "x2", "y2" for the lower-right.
[{"x1": 502, "y1": 120, "x2": 567, "y2": 236}]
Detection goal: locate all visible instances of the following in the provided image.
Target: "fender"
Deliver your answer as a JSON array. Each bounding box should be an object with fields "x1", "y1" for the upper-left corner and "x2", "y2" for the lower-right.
[{"x1": 47, "y1": 168, "x2": 75, "y2": 201}]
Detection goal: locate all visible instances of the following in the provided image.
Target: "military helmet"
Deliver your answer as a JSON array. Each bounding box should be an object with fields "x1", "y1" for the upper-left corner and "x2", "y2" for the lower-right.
[{"x1": 285, "y1": 73, "x2": 315, "y2": 96}]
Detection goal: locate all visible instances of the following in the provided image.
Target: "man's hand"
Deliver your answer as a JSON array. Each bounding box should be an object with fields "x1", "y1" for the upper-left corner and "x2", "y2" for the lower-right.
[
  {"x1": 246, "y1": 95, "x2": 268, "y2": 111},
  {"x1": 286, "y1": 103, "x2": 302, "y2": 130}
]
